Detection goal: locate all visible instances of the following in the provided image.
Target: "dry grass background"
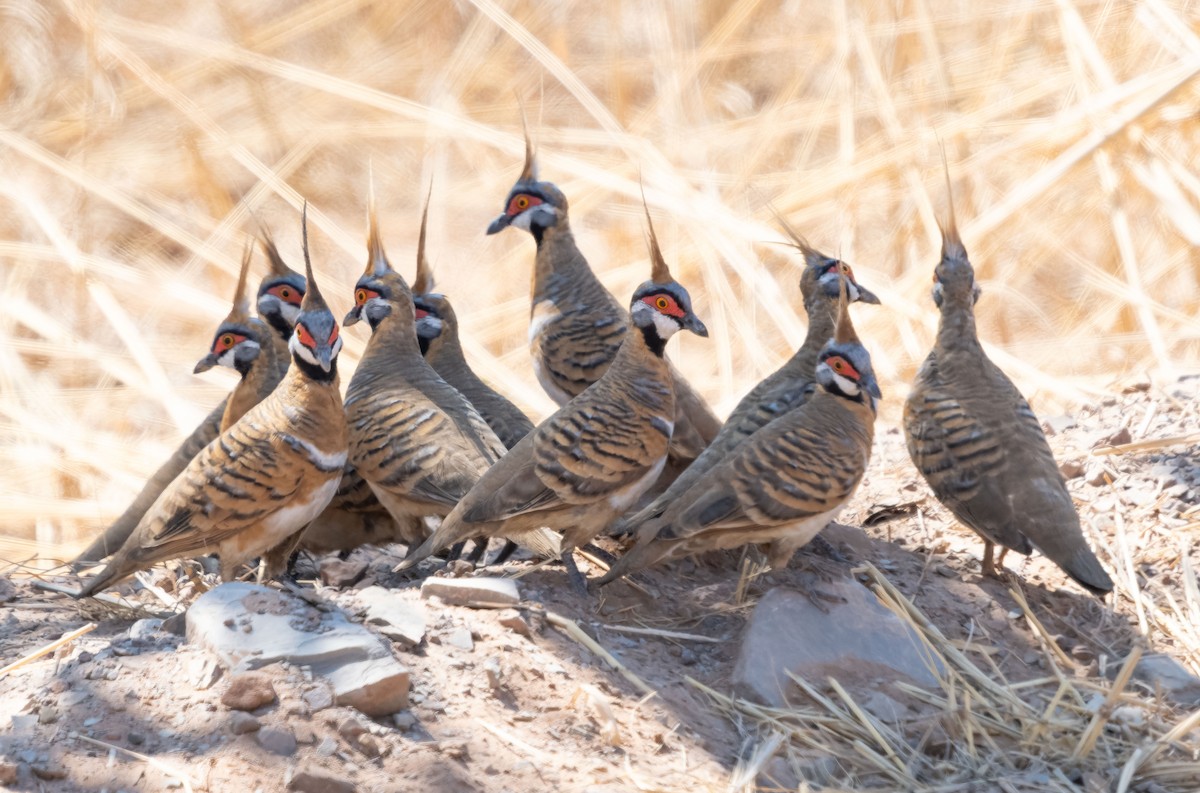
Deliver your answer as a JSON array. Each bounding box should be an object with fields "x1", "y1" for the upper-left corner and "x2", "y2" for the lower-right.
[{"x1": 0, "y1": 0, "x2": 1197, "y2": 558}]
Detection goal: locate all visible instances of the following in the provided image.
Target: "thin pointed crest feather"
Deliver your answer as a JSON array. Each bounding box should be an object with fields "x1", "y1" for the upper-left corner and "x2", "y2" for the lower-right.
[
  {"x1": 298, "y1": 203, "x2": 328, "y2": 313},
  {"x1": 938, "y1": 150, "x2": 968, "y2": 263},
  {"x1": 229, "y1": 240, "x2": 253, "y2": 318},
  {"x1": 833, "y1": 275, "x2": 859, "y2": 345},
  {"x1": 641, "y1": 191, "x2": 673, "y2": 284},
  {"x1": 768, "y1": 203, "x2": 828, "y2": 268},
  {"x1": 257, "y1": 223, "x2": 297, "y2": 279},
  {"x1": 366, "y1": 170, "x2": 392, "y2": 277},
  {"x1": 413, "y1": 179, "x2": 435, "y2": 294},
  {"x1": 518, "y1": 100, "x2": 538, "y2": 182}
]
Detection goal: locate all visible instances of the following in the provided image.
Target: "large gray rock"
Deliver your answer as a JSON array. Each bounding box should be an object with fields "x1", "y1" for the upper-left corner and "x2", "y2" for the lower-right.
[
  {"x1": 1129, "y1": 653, "x2": 1200, "y2": 707},
  {"x1": 187, "y1": 583, "x2": 409, "y2": 717},
  {"x1": 733, "y1": 581, "x2": 943, "y2": 709}
]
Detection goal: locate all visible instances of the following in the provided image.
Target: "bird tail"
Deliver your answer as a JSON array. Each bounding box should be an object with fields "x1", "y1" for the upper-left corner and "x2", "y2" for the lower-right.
[
  {"x1": 1059, "y1": 547, "x2": 1114, "y2": 596},
  {"x1": 76, "y1": 558, "x2": 136, "y2": 599},
  {"x1": 595, "y1": 517, "x2": 674, "y2": 587}
]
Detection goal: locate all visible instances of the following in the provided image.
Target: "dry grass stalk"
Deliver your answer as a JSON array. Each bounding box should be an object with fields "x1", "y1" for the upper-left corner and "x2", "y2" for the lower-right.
[
  {"x1": 0, "y1": 622, "x2": 96, "y2": 678},
  {"x1": 690, "y1": 566, "x2": 1200, "y2": 791},
  {"x1": 70, "y1": 732, "x2": 195, "y2": 793},
  {"x1": 546, "y1": 611, "x2": 655, "y2": 696}
]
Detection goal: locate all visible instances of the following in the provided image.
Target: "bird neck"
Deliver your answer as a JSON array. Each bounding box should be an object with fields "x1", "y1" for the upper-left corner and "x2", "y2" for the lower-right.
[
  {"x1": 936, "y1": 300, "x2": 981, "y2": 352},
  {"x1": 265, "y1": 313, "x2": 293, "y2": 344},
  {"x1": 794, "y1": 293, "x2": 840, "y2": 372},
  {"x1": 362, "y1": 306, "x2": 423, "y2": 366},
  {"x1": 292, "y1": 355, "x2": 338, "y2": 384},
  {"x1": 532, "y1": 220, "x2": 598, "y2": 302}
]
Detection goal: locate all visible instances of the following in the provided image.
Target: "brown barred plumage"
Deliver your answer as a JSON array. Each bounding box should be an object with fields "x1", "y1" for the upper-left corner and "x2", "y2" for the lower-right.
[
  {"x1": 72, "y1": 242, "x2": 290, "y2": 569},
  {"x1": 486, "y1": 131, "x2": 721, "y2": 464},
  {"x1": 411, "y1": 200, "x2": 535, "y2": 451},
  {"x1": 78, "y1": 215, "x2": 348, "y2": 597},
  {"x1": 902, "y1": 166, "x2": 1112, "y2": 595},
  {"x1": 343, "y1": 197, "x2": 511, "y2": 543},
  {"x1": 616, "y1": 221, "x2": 879, "y2": 538},
  {"x1": 599, "y1": 285, "x2": 880, "y2": 584},
  {"x1": 399, "y1": 207, "x2": 709, "y2": 590}
]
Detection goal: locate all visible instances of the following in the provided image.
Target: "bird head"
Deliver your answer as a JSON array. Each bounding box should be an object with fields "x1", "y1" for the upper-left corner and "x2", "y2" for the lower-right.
[
  {"x1": 289, "y1": 204, "x2": 343, "y2": 377},
  {"x1": 255, "y1": 230, "x2": 307, "y2": 339},
  {"x1": 771, "y1": 210, "x2": 880, "y2": 306},
  {"x1": 344, "y1": 181, "x2": 414, "y2": 330},
  {"x1": 485, "y1": 118, "x2": 567, "y2": 237},
  {"x1": 815, "y1": 280, "x2": 882, "y2": 409},
  {"x1": 195, "y1": 242, "x2": 264, "y2": 376},
  {"x1": 629, "y1": 199, "x2": 708, "y2": 355}
]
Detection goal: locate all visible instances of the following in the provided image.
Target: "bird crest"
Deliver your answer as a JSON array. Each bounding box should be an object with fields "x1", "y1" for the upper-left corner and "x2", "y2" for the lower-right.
[
  {"x1": 769, "y1": 203, "x2": 829, "y2": 271},
  {"x1": 257, "y1": 225, "x2": 301, "y2": 280},
  {"x1": 518, "y1": 102, "x2": 538, "y2": 183},
  {"x1": 299, "y1": 203, "x2": 331, "y2": 315},
  {"x1": 641, "y1": 192, "x2": 674, "y2": 285},
  {"x1": 938, "y1": 151, "x2": 969, "y2": 265},
  {"x1": 366, "y1": 167, "x2": 395, "y2": 278},
  {"x1": 227, "y1": 241, "x2": 254, "y2": 321},
  {"x1": 412, "y1": 180, "x2": 435, "y2": 295},
  {"x1": 833, "y1": 276, "x2": 860, "y2": 345}
]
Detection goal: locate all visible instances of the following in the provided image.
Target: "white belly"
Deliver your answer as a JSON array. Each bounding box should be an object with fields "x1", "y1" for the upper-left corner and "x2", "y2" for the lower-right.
[{"x1": 609, "y1": 454, "x2": 668, "y2": 513}]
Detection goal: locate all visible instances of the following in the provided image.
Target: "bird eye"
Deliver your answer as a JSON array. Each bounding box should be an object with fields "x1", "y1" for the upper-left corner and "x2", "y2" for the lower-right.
[
  {"x1": 297, "y1": 324, "x2": 315, "y2": 348},
  {"x1": 516, "y1": 196, "x2": 529, "y2": 209},
  {"x1": 280, "y1": 287, "x2": 290, "y2": 299},
  {"x1": 655, "y1": 296, "x2": 670, "y2": 310},
  {"x1": 328, "y1": 323, "x2": 339, "y2": 344},
  {"x1": 221, "y1": 334, "x2": 234, "y2": 349},
  {"x1": 840, "y1": 263, "x2": 853, "y2": 277},
  {"x1": 356, "y1": 289, "x2": 367, "y2": 305}
]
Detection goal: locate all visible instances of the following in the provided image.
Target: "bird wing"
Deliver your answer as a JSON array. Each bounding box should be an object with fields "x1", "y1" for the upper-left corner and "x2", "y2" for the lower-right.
[
  {"x1": 903, "y1": 366, "x2": 1029, "y2": 551},
  {"x1": 131, "y1": 420, "x2": 322, "y2": 560},
  {"x1": 347, "y1": 387, "x2": 485, "y2": 509},
  {"x1": 669, "y1": 396, "x2": 871, "y2": 539},
  {"x1": 464, "y1": 382, "x2": 672, "y2": 523}
]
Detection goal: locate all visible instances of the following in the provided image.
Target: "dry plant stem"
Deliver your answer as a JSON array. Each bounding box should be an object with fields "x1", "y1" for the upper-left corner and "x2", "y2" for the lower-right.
[
  {"x1": 1092, "y1": 432, "x2": 1200, "y2": 455},
  {"x1": 71, "y1": 732, "x2": 195, "y2": 793},
  {"x1": 0, "y1": 622, "x2": 96, "y2": 678},
  {"x1": 475, "y1": 719, "x2": 551, "y2": 764},
  {"x1": 1072, "y1": 645, "x2": 1143, "y2": 761},
  {"x1": 545, "y1": 611, "x2": 655, "y2": 696},
  {"x1": 601, "y1": 624, "x2": 722, "y2": 643}
]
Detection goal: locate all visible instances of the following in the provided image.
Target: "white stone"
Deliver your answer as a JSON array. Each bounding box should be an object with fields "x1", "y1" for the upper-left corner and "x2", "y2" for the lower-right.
[
  {"x1": 186, "y1": 582, "x2": 409, "y2": 717},
  {"x1": 357, "y1": 587, "x2": 426, "y2": 647},
  {"x1": 420, "y1": 576, "x2": 520, "y2": 608}
]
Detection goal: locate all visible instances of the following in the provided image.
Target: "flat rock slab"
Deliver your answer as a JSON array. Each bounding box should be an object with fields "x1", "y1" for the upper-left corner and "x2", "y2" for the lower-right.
[
  {"x1": 1129, "y1": 653, "x2": 1200, "y2": 707},
  {"x1": 733, "y1": 580, "x2": 944, "y2": 709},
  {"x1": 187, "y1": 583, "x2": 409, "y2": 717},
  {"x1": 357, "y1": 586, "x2": 426, "y2": 647},
  {"x1": 420, "y1": 577, "x2": 520, "y2": 608}
]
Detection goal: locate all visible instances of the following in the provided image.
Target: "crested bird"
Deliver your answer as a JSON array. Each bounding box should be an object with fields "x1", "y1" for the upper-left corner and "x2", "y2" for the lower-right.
[
  {"x1": 599, "y1": 281, "x2": 880, "y2": 586},
  {"x1": 341, "y1": 190, "x2": 531, "y2": 555},
  {"x1": 902, "y1": 166, "x2": 1113, "y2": 595},
  {"x1": 195, "y1": 243, "x2": 287, "y2": 433},
  {"x1": 78, "y1": 209, "x2": 348, "y2": 596},
  {"x1": 72, "y1": 235, "x2": 306, "y2": 569},
  {"x1": 397, "y1": 206, "x2": 709, "y2": 592},
  {"x1": 614, "y1": 214, "x2": 880, "y2": 539},
  {"x1": 411, "y1": 192, "x2": 536, "y2": 451},
  {"x1": 485, "y1": 126, "x2": 721, "y2": 466}
]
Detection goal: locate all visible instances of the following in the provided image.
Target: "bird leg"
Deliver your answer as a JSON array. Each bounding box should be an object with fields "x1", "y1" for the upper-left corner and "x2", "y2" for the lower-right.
[
  {"x1": 981, "y1": 541, "x2": 1011, "y2": 581},
  {"x1": 561, "y1": 551, "x2": 590, "y2": 596},
  {"x1": 579, "y1": 543, "x2": 618, "y2": 567},
  {"x1": 490, "y1": 540, "x2": 519, "y2": 566},
  {"x1": 464, "y1": 539, "x2": 489, "y2": 566}
]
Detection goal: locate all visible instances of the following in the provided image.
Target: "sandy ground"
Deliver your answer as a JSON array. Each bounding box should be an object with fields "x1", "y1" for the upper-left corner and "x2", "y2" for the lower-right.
[{"x1": 1, "y1": 377, "x2": 1198, "y2": 792}]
